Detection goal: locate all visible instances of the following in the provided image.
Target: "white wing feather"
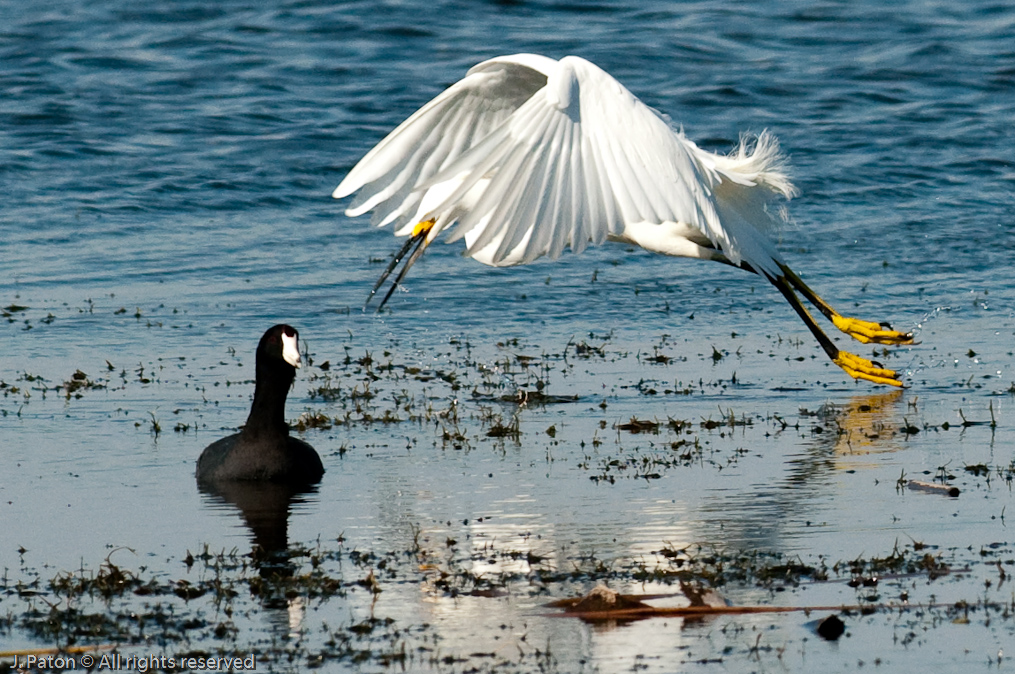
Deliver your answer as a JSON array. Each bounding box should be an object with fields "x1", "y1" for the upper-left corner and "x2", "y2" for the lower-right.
[
  {"x1": 336, "y1": 54, "x2": 796, "y2": 277},
  {"x1": 333, "y1": 54, "x2": 557, "y2": 232}
]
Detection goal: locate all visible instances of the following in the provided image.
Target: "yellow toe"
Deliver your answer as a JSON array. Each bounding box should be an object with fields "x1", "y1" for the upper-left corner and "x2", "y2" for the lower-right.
[
  {"x1": 834, "y1": 351, "x2": 905, "y2": 387},
  {"x1": 831, "y1": 315, "x2": 914, "y2": 346}
]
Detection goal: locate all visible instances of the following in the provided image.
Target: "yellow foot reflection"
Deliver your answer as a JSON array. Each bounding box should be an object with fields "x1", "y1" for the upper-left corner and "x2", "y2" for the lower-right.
[
  {"x1": 831, "y1": 315, "x2": 914, "y2": 346},
  {"x1": 834, "y1": 351, "x2": 904, "y2": 387}
]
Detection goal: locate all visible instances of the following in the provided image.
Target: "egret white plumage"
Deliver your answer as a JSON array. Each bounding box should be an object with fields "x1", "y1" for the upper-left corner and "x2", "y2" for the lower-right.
[{"x1": 333, "y1": 54, "x2": 913, "y2": 386}]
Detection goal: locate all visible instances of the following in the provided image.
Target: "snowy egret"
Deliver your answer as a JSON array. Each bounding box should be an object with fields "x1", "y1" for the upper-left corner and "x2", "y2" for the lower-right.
[{"x1": 333, "y1": 54, "x2": 913, "y2": 387}]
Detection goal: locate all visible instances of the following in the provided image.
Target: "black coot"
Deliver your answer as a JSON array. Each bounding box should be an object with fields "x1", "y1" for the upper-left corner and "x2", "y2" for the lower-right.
[{"x1": 196, "y1": 324, "x2": 324, "y2": 484}]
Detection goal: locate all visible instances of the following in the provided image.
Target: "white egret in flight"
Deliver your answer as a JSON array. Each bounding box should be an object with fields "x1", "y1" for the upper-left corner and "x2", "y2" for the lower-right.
[{"x1": 333, "y1": 54, "x2": 913, "y2": 386}]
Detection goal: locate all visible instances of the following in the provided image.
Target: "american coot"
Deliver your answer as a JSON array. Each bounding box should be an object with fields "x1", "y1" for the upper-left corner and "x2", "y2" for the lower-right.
[
  {"x1": 333, "y1": 54, "x2": 913, "y2": 387},
  {"x1": 196, "y1": 324, "x2": 324, "y2": 484}
]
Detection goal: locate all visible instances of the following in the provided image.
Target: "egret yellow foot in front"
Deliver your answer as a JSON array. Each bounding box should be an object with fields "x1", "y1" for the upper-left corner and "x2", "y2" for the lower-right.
[
  {"x1": 834, "y1": 351, "x2": 904, "y2": 387},
  {"x1": 831, "y1": 315, "x2": 914, "y2": 346}
]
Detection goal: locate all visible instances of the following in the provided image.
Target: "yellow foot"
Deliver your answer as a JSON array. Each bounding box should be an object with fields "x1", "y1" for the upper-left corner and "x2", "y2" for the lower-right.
[
  {"x1": 831, "y1": 315, "x2": 914, "y2": 346},
  {"x1": 412, "y1": 217, "x2": 436, "y2": 237},
  {"x1": 834, "y1": 351, "x2": 905, "y2": 387}
]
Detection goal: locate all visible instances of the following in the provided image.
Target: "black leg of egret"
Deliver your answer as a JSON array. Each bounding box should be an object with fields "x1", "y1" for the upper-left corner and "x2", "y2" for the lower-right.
[
  {"x1": 778, "y1": 264, "x2": 914, "y2": 346},
  {"x1": 376, "y1": 231, "x2": 429, "y2": 311},
  {"x1": 367, "y1": 219, "x2": 437, "y2": 312},
  {"x1": 768, "y1": 275, "x2": 839, "y2": 362},
  {"x1": 767, "y1": 274, "x2": 904, "y2": 387},
  {"x1": 366, "y1": 234, "x2": 421, "y2": 309}
]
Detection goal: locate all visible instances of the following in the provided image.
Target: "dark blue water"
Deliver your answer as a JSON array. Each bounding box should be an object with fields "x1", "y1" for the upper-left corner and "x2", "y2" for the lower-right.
[{"x1": 3, "y1": 1, "x2": 1015, "y2": 670}]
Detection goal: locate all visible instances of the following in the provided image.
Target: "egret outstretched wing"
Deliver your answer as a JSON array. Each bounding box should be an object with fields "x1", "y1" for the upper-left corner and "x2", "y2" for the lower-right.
[{"x1": 333, "y1": 54, "x2": 557, "y2": 235}]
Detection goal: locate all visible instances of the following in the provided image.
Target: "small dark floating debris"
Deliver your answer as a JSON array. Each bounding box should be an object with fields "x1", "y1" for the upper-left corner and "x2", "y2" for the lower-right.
[
  {"x1": 173, "y1": 581, "x2": 206, "y2": 600},
  {"x1": 817, "y1": 614, "x2": 846, "y2": 640},
  {"x1": 908, "y1": 480, "x2": 960, "y2": 498},
  {"x1": 471, "y1": 389, "x2": 579, "y2": 405},
  {"x1": 847, "y1": 575, "x2": 879, "y2": 588},
  {"x1": 616, "y1": 418, "x2": 660, "y2": 433},
  {"x1": 964, "y1": 464, "x2": 990, "y2": 477}
]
